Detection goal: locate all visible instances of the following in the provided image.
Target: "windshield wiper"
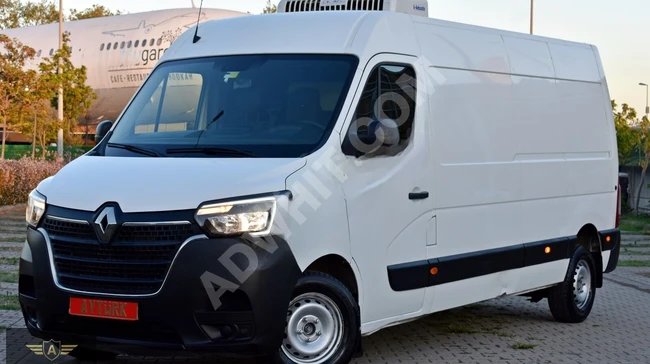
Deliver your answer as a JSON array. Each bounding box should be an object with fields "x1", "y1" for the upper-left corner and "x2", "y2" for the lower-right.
[
  {"x1": 166, "y1": 147, "x2": 255, "y2": 157},
  {"x1": 107, "y1": 143, "x2": 164, "y2": 157}
]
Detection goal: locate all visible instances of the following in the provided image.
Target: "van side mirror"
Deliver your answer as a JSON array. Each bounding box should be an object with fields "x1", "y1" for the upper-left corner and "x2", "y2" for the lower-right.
[
  {"x1": 342, "y1": 118, "x2": 400, "y2": 157},
  {"x1": 95, "y1": 120, "x2": 113, "y2": 144}
]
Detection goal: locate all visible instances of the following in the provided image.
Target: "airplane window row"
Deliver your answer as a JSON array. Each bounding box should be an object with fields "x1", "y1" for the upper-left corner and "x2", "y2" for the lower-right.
[
  {"x1": 35, "y1": 46, "x2": 72, "y2": 58},
  {"x1": 29, "y1": 39, "x2": 162, "y2": 59},
  {"x1": 100, "y1": 38, "x2": 163, "y2": 51}
]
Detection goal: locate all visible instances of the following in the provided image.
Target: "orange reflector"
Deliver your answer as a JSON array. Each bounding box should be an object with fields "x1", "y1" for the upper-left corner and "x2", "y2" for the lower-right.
[
  {"x1": 430, "y1": 267, "x2": 438, "y2": 275},
  {"x1": 544, "y1": 246, "x2": 551, "y2": 254},
  {"x1": 606, "y1": 236, "x2": 611, "y2": 243}
]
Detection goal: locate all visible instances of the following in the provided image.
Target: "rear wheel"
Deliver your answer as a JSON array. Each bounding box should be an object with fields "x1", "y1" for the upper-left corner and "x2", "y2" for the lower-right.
[
  {"x1": 273, "y1": 271, "x2": 359, "y2": 364},
  {"x1": 548, "y1": 245, "x2": 596, "y2": 323}
]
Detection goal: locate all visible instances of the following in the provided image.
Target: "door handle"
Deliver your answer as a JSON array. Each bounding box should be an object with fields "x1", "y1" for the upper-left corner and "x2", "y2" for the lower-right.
[{"x1": 409, "y1": 191, "x2": 429, "y2": 200}]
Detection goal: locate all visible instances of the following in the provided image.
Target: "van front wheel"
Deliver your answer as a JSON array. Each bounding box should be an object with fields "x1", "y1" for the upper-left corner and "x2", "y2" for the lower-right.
[
  {"x1": 548, "y1": 245, "x2": 596, "y2": 323},
  {"x1": 273, "y1": 271, "x2": 359, "y2": 364}
]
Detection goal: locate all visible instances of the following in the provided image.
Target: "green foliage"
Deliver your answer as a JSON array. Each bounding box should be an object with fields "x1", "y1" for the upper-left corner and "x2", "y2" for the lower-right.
[
  {"x1": 69, "y1": 4, "x2": 122, "y2": 20},
  {"x1": 613, "y1": 100, "x2": 642, "y2": 165},
  {"x1": 263, "y1": 0, "x2": 277, "y2": 13},
  {"x1": 0, "y1": 0, "x2": 22, "y2": 29},
  {"x1": 0, "y1": 1, "x2": 122, "y2": 29},
  {"x1": 18, "y1": 0, "x2": 59, "y2": 27},
  {"x1": 3, "y1": 144, "x2": 90, "y2": 160},
  {"x1": 0, "y1": 34, "x2": 36, "y2": 159},
  {"x1": 38, "y1": 31, "x2": 97, "y2": 146}
]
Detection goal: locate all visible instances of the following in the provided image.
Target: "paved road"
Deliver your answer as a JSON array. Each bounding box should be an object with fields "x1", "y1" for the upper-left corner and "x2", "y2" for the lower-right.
[{"x1": 2, "y1": 204, "x2": 650, "y2": 363}]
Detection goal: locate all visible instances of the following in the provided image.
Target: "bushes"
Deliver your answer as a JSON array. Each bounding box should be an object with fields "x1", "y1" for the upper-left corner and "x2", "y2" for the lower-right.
[
  {"x1": 0, "y1": 158, "x2": 65, "y2": 206},
  {"x1": 3, "y1": 145, "x2": 92, "y2": 161}
]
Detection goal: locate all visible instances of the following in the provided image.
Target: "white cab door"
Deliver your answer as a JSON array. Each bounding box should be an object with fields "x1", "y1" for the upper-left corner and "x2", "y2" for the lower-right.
[{"x1": 337, "y1": 54, "x2": 434, "y2": 329}]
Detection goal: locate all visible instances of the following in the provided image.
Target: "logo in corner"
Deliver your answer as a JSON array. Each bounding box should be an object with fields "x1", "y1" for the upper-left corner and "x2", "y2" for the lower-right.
[
  {"x1": 25, "y1": 339, "x2": 77, "y2": 361},
  {"x1": 94, "y1": 206, "x2": 118, "y2": 243}
]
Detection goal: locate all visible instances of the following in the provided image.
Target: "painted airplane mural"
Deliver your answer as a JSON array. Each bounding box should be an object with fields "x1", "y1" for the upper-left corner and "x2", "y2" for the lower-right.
[{"x1": 0, "y1": 7, "x2": 248, "y2": 131}]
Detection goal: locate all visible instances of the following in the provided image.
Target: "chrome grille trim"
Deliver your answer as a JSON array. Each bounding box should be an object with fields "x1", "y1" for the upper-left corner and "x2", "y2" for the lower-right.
[{"x1": 41, "y1": 227, "x2": 208, "y2": 298}]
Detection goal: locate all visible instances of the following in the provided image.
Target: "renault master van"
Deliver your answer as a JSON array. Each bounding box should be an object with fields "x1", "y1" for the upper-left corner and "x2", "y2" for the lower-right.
[{"x1": 19, "y1": 1, "x2": 621, "y2": 363}]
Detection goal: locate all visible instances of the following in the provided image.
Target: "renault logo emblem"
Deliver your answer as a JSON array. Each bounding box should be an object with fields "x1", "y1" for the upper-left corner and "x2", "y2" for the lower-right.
[{"x1": 94, "y1": 206, "x2": 118, "y2": 243}]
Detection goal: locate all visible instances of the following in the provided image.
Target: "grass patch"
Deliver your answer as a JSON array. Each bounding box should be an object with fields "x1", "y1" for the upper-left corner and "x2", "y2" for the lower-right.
[
  {"x1": 0, "y1": 247, "x2": 23, "y2": 253},
  {"x1": 0, "y1": 257, "x2": 19, "y2": 265},
  {"x1": 621, "y1": 248, "x2": 650, "y2": 256},
  {"x1": 0, "y1": 272, "x2": 18, "y2": 284},
  {"x1": 621, "y1": 214, "x2": 650, "y2": 224},
  {"x1": 622, "y1": 243, "x2": 650, "y2": 248},
  {"x1": 0, "y1": 295, "x2": 20, "y2": 310},
  {"x1": 620, "y1": 214, "x2": 650, "y2": 234},
  {"x1": 619, "y1": 224, "x2": 647, "y2": 233},
  {"x1": 0, "y1": 237, "x2": 24, "y2": 243},
  {"x1": 511, "y1": 342, "x2": 536, "y2": 350},
  {"x1": 618, "y1": 260, "x2": 650, "y2": 267}
]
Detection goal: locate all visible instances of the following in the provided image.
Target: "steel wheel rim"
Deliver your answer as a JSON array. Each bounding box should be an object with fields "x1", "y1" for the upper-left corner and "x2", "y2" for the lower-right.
[
  {"x1": 281, "y1": 292, "x2": 344, "y2": 364},
  {"x1": 573, "y1": 260, "x2": 592, "y2": 310}
]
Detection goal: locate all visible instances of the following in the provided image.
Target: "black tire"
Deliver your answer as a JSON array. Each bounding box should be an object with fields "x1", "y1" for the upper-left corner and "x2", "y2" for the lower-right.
[
  {"x1": 548, "y1": 245, "x2": 597, "y2": 323},
  {"x1": 272, "y1": 271, "x2": 359, "y2": 364},
  {"x1": 68, "y1": 346, "x2": 118, "y2": 361}
]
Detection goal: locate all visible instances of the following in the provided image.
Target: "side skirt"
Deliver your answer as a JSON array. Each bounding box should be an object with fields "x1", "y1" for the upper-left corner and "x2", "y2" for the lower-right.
[{"x1": 387, "y1": 229, "x2": 620, "y2": 292}]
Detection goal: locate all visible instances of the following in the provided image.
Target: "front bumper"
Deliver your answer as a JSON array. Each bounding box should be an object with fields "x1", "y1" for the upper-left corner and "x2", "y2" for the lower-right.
[{"x1": 19, "y1": 227, "x2": 302, "y2": 357}]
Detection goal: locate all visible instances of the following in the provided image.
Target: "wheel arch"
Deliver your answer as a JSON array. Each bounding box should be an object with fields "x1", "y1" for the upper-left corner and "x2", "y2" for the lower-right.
[
  {"x1": 576, "y1": 223, "x2": 603, "y2": 288},
  {"x1": 304, "y1": 254, "x2": 361, "y2": 305}
]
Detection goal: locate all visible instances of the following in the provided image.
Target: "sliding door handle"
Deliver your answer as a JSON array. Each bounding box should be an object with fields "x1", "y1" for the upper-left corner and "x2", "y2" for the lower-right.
[{"x1": 409, "y1": 191, "x2": 429, "y2": 200}]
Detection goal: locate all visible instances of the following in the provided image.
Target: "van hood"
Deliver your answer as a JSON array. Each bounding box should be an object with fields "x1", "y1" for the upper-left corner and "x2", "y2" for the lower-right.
[{"x1": 37, "y1": 156, "x2": 306, "y2": 213}]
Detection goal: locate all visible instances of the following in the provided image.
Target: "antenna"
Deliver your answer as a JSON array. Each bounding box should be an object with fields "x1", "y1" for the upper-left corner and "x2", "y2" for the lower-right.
[{"x1": 192, "y1": 0, "x2": 204, "y2": 43}]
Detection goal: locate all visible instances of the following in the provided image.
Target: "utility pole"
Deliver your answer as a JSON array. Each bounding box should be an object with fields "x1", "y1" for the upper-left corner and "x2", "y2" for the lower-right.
[
  {"x1": 530, "y1": 0, "x2": 534, "y2": 34},
  {"x1": 57, "y1": 0, "x2": 63, "y2": 158},
  {"x1": 640, "y1": 82, "x2": 649, "y2": 117}
]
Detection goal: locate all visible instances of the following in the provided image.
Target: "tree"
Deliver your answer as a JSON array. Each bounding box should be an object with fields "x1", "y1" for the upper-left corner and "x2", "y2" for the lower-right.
[
  {"x1": 0, "y1": 34, "x2": 35, "y2": 159},
  {"x1": 12, "y1": 68, "x2": 59, "y2": 158},
  {"x1": 262, "y1": 0, "x2": 277, "y2": 13},
  {"x1": 0, "y1": 1, "x2": 122, "y2": 29},
  {"x1": 39, "y1": 31, "x2": 96, "y2": 146},
  {"x1": 0, "y1": 0, "x2": 23, "y2": 29},
  {"x1": 632, "y1": 114, "x2": 650, "y2": 215},
  {"x1": 613, "y1": 100, "x2": 640, "y2": 165},
  {"x1": 69, "y1": 4, "x2": 122, "y2": 21},
  {"x1": 19, "y1": 0, "x2": 59, "y2": 27}
]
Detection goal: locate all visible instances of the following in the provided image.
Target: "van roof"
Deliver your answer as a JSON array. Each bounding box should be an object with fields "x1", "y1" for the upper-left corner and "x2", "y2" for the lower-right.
[{"x1": 160, "y1": 11, "x2": 598, "y2": 76}]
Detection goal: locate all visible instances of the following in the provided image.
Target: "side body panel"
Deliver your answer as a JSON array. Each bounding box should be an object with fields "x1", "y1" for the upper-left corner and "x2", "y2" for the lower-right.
[{"x1": 409, "y1": 19, "x2": 617, "y2": 314}]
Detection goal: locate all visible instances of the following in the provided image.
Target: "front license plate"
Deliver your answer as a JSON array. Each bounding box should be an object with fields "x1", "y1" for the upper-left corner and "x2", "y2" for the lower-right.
[{"x1": 69, "y1": 297, "x2": 138, "y2": 321}]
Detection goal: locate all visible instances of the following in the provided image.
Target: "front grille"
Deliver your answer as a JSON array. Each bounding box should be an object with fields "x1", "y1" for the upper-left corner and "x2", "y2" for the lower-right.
[
  {"x1": 44, "y1": 216, "x2": 198, "y2": 295},
  {"x1": 43, "y1": 218, "x2": 95, "y2": 240}
]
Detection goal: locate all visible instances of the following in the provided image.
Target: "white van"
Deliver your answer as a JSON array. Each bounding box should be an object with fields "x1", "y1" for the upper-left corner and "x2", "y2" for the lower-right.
[{"x1": 20, "y1": 1, "x2": 621, "y2": 363}]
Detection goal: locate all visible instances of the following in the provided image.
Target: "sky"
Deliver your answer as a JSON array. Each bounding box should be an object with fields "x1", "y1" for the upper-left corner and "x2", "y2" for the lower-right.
[{"x1": 62, "y1": 0, "x2": 650, "y2": 116}]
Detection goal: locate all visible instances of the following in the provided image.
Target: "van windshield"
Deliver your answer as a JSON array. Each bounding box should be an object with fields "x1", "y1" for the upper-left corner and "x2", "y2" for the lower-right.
[{"x1": 106, "y1": 54, "x2": 359, "y2": 158}]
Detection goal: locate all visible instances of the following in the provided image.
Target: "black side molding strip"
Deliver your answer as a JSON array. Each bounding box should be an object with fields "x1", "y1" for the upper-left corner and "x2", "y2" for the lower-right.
[{"x1": 388, "y1": 234, "x2": 582, "y2": 292}]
